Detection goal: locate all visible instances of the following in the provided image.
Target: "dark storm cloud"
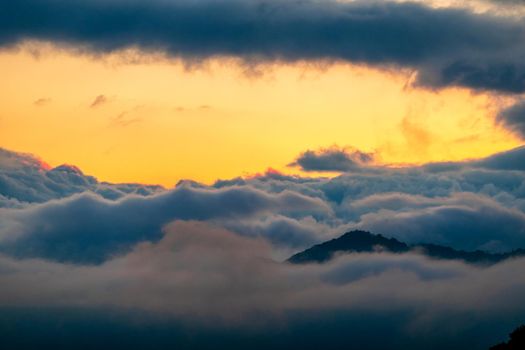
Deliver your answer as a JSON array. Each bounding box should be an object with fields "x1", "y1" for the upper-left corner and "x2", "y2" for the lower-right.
[
  {"x1": 496, "y1": 101, "x2": 525, "y2": 139},
  {"x1": 2, "y1": 0, "x2": 525, "y2": 93},
  {"x1": 290, "y1": 147, "x2": 374, "y2": 172}
]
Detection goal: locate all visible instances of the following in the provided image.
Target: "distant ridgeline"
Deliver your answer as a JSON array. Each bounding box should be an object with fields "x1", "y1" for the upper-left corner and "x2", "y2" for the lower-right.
[
  {"x1": 490, "y1": 325, "x2": 525, "y2": 350},
  {"x1": 288, "y1": 230, "x2": 525, "y2": 265}
]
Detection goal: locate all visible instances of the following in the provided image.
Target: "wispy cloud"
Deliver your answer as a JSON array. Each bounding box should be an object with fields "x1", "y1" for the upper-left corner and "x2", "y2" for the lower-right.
[
  {"x1": 33, "y1": 97, "x2": 51, "y2": 106},
  {"x1": 111, "y1": 111, "x2": 141, "y2": 127},
  {"x1": 90, "y1": 94, "x2": 108, "y2": 108}
]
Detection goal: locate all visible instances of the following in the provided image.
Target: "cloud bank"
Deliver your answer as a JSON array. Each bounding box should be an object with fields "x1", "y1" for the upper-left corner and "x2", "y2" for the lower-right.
[
  {"x1": 0, "y1": 221, "x2": 525, "y2": 349},
  {"x1": 3, "y1": 146, "x2": 525, "y2": 264},
  {"x1": 0, "y1": 148, "x2": 163, "y2": 207},
  {"x1": 2, "y1": 0, "x2": 525, "y2": 95},
  {"x1": 1, "y1": 148, "x2": 525, "y2": 347}
]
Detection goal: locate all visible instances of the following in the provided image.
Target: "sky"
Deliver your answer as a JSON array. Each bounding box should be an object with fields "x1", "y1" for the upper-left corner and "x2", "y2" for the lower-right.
[
  {"x1": 1, "y1": 0, "x2": 524, "y2": 186},
  {"x1": 1, "y1": 0, "x2": 525, "y2": 349},
  {"x1": 1, "y1": 46, "x2": 517, "y2": 186}
]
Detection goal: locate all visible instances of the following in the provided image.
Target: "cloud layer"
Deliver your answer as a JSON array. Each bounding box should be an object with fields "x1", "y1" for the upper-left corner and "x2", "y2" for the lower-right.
[
  {"x1": 0, "y1": 221, "x2": 525, "y2": 349},
  {"x1": 2, "y1": 0, "x2": 525, "y2": 94},
  {"x1": 0, "y1": 148, "x2": 163, "y2": 207},
  {"x1": 3, "y1": 146, "x2": 525, "y2": 264},
  {"x1": 1, "y1": 145, "x2": 525, "y2": 347}
]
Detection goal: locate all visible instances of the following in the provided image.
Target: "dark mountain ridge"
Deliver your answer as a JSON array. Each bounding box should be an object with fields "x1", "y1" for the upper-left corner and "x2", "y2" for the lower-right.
[{"x1": 288, "y1": 230, "x2": 525, "y2": 265}]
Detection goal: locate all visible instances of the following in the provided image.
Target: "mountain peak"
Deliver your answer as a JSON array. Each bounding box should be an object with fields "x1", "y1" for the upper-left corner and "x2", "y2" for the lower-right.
[
  {"x1": 288, "y1": 230, "x2": 409, "y2": 264},
  {"x1": 288, "y1": 230, "x2": 525, "y2": 265}
]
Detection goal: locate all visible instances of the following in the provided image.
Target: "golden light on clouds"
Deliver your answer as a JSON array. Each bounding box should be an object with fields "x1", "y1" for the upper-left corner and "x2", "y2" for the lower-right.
[{"x1": 0, "y1": 44, "x2": 520, "y2": 186}]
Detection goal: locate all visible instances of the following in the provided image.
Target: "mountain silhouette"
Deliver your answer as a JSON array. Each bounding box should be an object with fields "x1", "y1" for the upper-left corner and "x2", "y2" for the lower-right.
[
  {"x1": 288, "y1": 230, "x2": 525, "y2": 265},
  {"x1": 490, "y1": 324, "x2": 525, "y2": 349}
]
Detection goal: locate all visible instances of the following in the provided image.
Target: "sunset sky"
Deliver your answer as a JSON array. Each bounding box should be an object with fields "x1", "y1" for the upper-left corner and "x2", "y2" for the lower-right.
[
  {"x1": 1, "y1": 1, "x2": 523, "y2": 185},
  {"x1": 2, "y1": 1, "x2": 525, "y2": 349}
]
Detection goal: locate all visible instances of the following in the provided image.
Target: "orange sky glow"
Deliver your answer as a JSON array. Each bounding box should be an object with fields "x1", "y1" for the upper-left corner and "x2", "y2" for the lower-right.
[{"x1": 0, "y1": 43, "x2": 520, "y2": 186}]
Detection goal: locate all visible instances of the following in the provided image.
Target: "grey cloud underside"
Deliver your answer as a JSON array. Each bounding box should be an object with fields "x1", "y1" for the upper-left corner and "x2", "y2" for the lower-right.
[
  {"x1": 0, "y1": 184, "x2": 327, "y2": 264},
  {"x1": 497, "y1": 102, "x2": 525, "y2": 139},
  {"x1": 2, "y1": 0, "x2": 525, "y2": 93},
  {"x1": 221, "y1": 146, "x2": 525, "y2": 252}
]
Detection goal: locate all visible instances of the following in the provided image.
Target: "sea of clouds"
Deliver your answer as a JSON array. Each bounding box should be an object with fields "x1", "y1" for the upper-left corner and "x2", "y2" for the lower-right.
[{"x1": 1, "y1": 146, "x2": 525, "y2": 349}]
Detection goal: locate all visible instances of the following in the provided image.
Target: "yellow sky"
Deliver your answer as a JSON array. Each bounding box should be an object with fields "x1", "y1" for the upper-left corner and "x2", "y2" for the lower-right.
[{"x1": 0, "y1": 43, "x2": 520, "y2": 186}]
